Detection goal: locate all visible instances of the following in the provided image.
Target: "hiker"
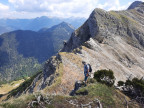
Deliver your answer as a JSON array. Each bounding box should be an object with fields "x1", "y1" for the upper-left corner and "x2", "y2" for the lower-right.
[{"x1": 82, "y1": 61, "x2": 92, "y2": 86}]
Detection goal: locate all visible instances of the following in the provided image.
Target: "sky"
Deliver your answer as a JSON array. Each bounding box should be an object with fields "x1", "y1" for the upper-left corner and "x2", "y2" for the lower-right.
[{"x1": 0, "y1": 0, "x2": 143, "y2": 19}]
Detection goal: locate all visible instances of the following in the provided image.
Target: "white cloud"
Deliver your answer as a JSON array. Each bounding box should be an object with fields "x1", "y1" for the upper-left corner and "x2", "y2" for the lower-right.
[
  {"x1": 0, "y1": 3, "x2": 9, "y2": 11},
  {"x1": 8, "y1": 0, "x2": 99, "y2": 18},
  {"x1": 97, "y1": 0, "x2": 131, "y2": 11},
  {"x1": 0, "y1": 0, "x2": 142, "y2": 19}
]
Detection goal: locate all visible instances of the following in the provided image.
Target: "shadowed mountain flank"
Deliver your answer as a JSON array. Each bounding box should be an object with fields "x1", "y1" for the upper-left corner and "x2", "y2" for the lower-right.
[
  {"x1": 15, "y1": 30, "x2": 55, "y2": 63},
  {"x1": 0, "y1": 22, "x2": 74, "y2": 82},
  {"x1": 0, "y1": 38, "x2": 3, "y2": 47}
]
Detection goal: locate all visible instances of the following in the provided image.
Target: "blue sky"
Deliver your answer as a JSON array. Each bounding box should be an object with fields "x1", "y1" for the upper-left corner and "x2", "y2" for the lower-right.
[
  {"x1": 0, "y1": 0, "x2": 143, "y2": 19},
  {"x1": 0, "y1": 0, "x2": 8, "y2": 4}
]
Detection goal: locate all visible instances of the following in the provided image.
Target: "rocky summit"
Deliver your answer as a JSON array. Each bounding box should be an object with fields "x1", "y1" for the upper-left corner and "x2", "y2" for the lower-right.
[
  {"x1": 127, "y1": 1, "x2": 143, "y2": 10},
  {"x1": 9, "y1": 2, "x2": 144, "y2": 96}
]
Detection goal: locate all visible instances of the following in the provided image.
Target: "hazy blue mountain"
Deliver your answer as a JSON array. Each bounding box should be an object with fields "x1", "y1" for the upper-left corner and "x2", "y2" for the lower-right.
[
  {"x1": 0, "y1": 17, "x2": 85, "y2": 34},
  {"x1": 0, "y1": 22, "x2": 74, "y2": 82},
  {"x1": 0, "y1": 26, "x2": 13, "y2": 35},
  {"x1": 39, "y1": 22, "x2": 74, "y2": 52}
]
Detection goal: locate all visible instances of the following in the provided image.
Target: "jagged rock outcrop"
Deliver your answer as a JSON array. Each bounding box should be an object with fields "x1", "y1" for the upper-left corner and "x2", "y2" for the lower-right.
[
  {"x1": 127, "y1": 1, "x2": 143, "y2": 10},
  {"x1": 63, "y1": 6, "x2": 144, "y2": 51},
  {"x1": 24, "y1": 55, "x2": 62, "y2": 94},
  {"x1": 127, "y1": 1, "x2": 144, "y2": 14},
  {"x1": 23, "y1": 2, "x2": 144, "y2": 96},
  {"x1": 24, "y1": 52, "x2": 84, "y2": 95}
]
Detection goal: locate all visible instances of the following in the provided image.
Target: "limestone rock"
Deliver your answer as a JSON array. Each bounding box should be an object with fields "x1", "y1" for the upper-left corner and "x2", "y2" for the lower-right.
[{"x1": 127, "y1": 1, "x2": 143, "y2": 10}]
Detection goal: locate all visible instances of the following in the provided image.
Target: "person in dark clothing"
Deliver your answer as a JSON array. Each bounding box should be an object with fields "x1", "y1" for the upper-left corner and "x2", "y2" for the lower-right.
[{"x1": 82, "y1": 61, "x2": 90, "y2": 86}]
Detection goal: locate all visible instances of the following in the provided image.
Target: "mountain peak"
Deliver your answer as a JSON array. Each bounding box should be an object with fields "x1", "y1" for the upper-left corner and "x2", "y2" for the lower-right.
[
  {"x1": 60, "y1": 21, "x2": 68, "y2": 25},
  {"x1": 58, "y1": 21, "x2": 75, "y2": 29},
  {"x1": 127, "y1": 1, "x2": 143, "y2": 10},
  {"x1": 39, "y1": 22, "x2": 75, "y2": 33},
  {"x1": 63, "y1": 4, "x2": 144, "y2": 52}
]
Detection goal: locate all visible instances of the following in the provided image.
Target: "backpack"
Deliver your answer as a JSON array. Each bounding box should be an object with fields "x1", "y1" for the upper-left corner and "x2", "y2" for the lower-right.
[{"x1": 88, "y1": 64, "x2": 92, "y2": 72}]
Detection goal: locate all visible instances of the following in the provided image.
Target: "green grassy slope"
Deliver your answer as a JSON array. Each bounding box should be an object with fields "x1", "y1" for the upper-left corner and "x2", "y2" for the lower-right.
[{"x1": 0, "y1": 81, "x2": 140, "y2": 108}]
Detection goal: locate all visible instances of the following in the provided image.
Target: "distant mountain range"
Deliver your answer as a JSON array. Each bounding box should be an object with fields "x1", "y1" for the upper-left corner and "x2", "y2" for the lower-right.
[
  {"x1": 0, "y1": 22, "x2": 74, "y2": 82},
  {"x1": 0, "y1": 16, "x2": 85, "y2": 34}
]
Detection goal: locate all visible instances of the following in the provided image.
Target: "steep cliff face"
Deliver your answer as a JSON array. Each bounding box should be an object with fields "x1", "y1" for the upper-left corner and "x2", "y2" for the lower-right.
[
  {"x1": 63, "y1": 6, "x2": 144, "y2": 51},
  {"x1": 24, "y1": 52, "x2": 84, "y2": 95},
  {"x1": 127, "y1": 1, "x2": 143, "y2": 10},
  {"x1": 23, "y1": 2, "x2": 144, "y2": 95}
]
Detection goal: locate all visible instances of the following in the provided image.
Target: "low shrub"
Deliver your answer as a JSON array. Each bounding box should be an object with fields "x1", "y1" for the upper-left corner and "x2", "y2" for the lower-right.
[
  {"x1": 117, "y1": 81, "x2": 124, "y2": 86},
  {"x1": 94, "y1": 69, "x2": 115, "y2": 87},
  {"x1": 117, "y1": 77, "x2": 144, "y2": 105}
]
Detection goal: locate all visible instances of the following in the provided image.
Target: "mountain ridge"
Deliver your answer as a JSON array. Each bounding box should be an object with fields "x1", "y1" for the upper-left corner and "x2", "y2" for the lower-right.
[
  {"x1": 63, "y1": 6, "x2": 144, "y2": 52},
  {"x1": 0, "y1": 17, "x2": 85, "y2": 34},
  {"x1": 39, "y1": 22, "x2": 75, "y2": 33}
]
